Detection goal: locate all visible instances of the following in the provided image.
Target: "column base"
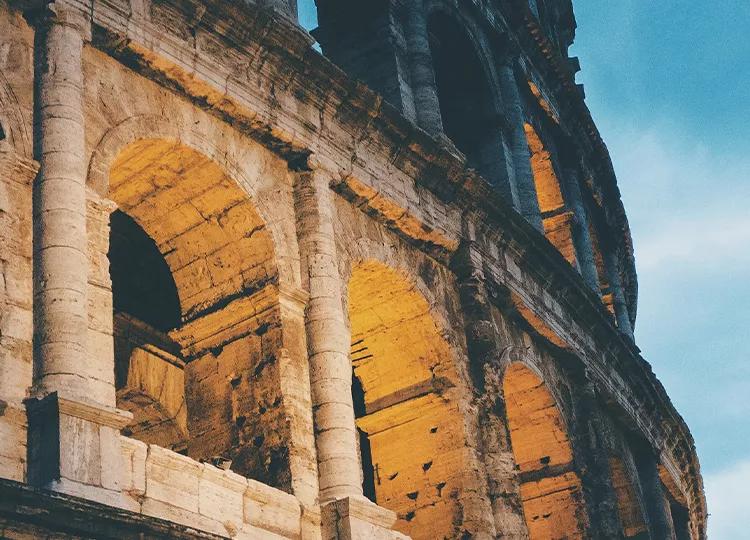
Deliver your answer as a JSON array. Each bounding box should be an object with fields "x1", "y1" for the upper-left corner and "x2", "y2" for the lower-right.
[
  {"x1": 25, "y1": 392, "x2": 132, "y2": 507},
  {"x1": 321, "y1": 496, "x2": 408, "y2": 540}
]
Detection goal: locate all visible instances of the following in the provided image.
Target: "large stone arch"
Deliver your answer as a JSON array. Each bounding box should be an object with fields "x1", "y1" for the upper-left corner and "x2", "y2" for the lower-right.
[
  {"x1": 345, "y1": 258, "x2": 474, "y2": 539},
  {"x1": 86, "y1": 114, "x2": 299, "y2": 290},
  {"x1": 85, "y1": 119, "x2": 306, "y2": 490},
  {"x1": 424, "y1": 5, "x2": 516, "y2": 196},
  {"x1": 523, "y1": 122, "x2": 579, "y2": 265},
  {"x1": 503, "y1": 361, "x2": 588, "y2": 539},
  {"x1": 424, "y1": 1, "x2": 505, "y2": 108},
  {"x1": 609, "y1": 455, "x2": 649, "y2": 538}
]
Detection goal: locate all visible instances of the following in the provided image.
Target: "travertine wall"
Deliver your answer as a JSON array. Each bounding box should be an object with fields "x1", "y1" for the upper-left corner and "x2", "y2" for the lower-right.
[{"x1": 0, "y1": 0, "x2": 706, "y2": 539}]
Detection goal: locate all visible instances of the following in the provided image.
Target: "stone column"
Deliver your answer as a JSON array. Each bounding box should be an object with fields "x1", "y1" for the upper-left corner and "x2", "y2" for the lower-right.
[
  {"x1": 31, "y1": 3, "x2": 97, "y2": 404},
  {"x1": 496, "y1": 57, "x2": 543, "y2": 232},
  {"x1": 561, "y1": 167, "x2": 600, "y2": 292},
  {"x1": 636, "y1": 450, "x2": 677, "y2": 540},
  {"x1": 294, "y1": 162, "x2": 362, "y2": 503},
  {"x1": 26, "y1": 3, "x2": 131, "y2": 504},
  {"x1": 604, "y1": 247, "x2": 634, "y2": 340},
  {"x1": 570, "y1": 376, "x2": 625, "y2": 539},
  {"x1": 294, "y1": 159, "x2": 402, "y2": 538},
  {"x1": 403, "y1": 0, "x2": 444, "y2": 136}
]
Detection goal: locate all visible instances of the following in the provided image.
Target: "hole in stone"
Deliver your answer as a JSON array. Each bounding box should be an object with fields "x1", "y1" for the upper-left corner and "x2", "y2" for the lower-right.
[
  {"x1": 407, "y1": 491, "x2": 419, "y2": 500},
  {"x1": 404, "y1": 511, "x2": 416, "y2": 522},
  {"x1": 430, "y1": 426, "x2": 438, "y2": 434},
  {"x1": 540, "y1": 456, "x2": 551, "y2": 465},
  {"x1": 230, "y1": 376, "x2": 242, "y2": 388},
  {"x1": 436, "y1": 482, "x2": 446, "y2": 496},
  {"x1": 235, "y1": 416, "x2": 247, "y2": 428},
  {"x1": 0, "y1": 121, "x2": 5, "y2": 141},
  {"x1": 253, "y1": 435, "x2": 264, "y2": 447},
  {"x1": 422, "y1": 461, "x2": 433, "y2": 472},
  {"x1": 388, "y1": 472, "x2": 399, "y2": 481}
]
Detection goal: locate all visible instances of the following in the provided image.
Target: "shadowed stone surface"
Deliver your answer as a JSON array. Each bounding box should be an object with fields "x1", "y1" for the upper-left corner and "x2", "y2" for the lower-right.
[{"x1": 0, "y1": 0, "x2": 705, "y2": 538}]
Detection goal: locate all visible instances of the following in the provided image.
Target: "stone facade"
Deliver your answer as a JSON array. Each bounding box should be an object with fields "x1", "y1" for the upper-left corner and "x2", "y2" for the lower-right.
[{"x1": 0, "y1": 0, "x2": 705, "y2": 539}]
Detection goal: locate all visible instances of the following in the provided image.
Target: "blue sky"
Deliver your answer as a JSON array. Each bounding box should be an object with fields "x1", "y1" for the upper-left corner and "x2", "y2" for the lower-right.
[{"x1": 298, "y1": 1, "x2": 749, "y2": 536}]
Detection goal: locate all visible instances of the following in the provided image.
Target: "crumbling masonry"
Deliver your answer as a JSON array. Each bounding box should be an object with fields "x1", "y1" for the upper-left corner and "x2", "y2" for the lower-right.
[{"x1": 0, "y1": 0, "x2": 706, "y2": 538}]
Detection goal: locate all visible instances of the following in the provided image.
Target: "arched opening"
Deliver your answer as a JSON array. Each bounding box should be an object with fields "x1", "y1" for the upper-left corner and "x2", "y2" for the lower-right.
[
  {"x1": 524, "y1": 123, "x2": 577, "y2": 266},
  {"x1": 428, "y1": 13, "x2": 511, "y2": 192},
  {"x1": 106, "y1": 138, "x2": 291, "y2": 487},
  {"x1": 347, "y1": 260, "x2": 465, "y2": 539},
  {"x1": 110, "y1": 209, "x2": 187, "y2": 451},
  {"x1": 503, "y1": 363, "x2": 587, "y2": 538},
  {"x1": 587, "y1": 220, "x2": 615, "y2": 315},
  {"x1": 609, "y1": 457, "x2": 648, "y2": 538}
]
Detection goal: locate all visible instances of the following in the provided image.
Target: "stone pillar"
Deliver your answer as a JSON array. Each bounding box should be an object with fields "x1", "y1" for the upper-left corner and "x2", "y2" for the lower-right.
[
  {"x1": 294, "y1": 163, "x2": 361, "y2": 503},
  {"x1": 26, "y1": 3, "x2": 132, "y2": 504},
  {"x1": 31, "y1": 3, "x2": 97, "y2": 404},
  {"x1": 294, "y1": 159, "x2": 403, "y2": 539},
  {"x1": 496, "y1": 57, "x2": 543, "y2": 232},
  {"x1": 452, "y1": 235, "x2": 528, "y2": 538},
  {"x1": 604, "y1": 247, "x2": 634, "y2": 340},
  {"x1": 570, "y1": 376, "x2": 625, "y2": 539},
  {"x1": 403, "y1": 0, "x2": 444, "y2": 136},
  {"x1": 561, "y1": 167, "x2": 600, "y2": 292},
  {"x1": 636, "y1": 451, "x2": 677, "y2": 540}
]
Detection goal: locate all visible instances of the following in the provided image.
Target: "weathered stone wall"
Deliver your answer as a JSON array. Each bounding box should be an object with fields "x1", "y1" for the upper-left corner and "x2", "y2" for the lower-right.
[{"x1": 0, "y1": 0, "x2": 706, "y2": 538}]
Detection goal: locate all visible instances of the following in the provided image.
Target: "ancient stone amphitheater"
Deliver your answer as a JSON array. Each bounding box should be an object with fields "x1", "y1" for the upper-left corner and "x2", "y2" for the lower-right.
[{"x1": 0, "y1": 0, "x2": 706, "y2": 538}]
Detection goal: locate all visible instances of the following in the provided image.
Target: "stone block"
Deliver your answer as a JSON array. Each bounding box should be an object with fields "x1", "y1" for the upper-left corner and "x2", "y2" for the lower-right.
[
  {"x1": 198, "y1": 463, "x2": 245, "y2": 527},
  {"x1": 0, "y1": 404, "x2": 27, "y2": 482},
  {"x1": 120, "y1": 435, "x2": 147, "y2": 496},
  {"x1": 144, "y1": 444, "x2": 202, "y2": 513},
  {"x1": 244, "y1": 478, "x2": 302, "y2": 539}
]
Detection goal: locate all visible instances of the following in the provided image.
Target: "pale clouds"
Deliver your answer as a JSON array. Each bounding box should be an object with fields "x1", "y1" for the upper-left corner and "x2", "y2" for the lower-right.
[
  {"x1": 601, "y1": 120, "x2": 750, "y2": 274},
  {"x1": 704, "y1": 458, "x2": 750, "y2": 539}
]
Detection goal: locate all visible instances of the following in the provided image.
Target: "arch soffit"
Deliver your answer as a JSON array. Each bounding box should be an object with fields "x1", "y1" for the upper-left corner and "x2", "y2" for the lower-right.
[
  {"x1": 86, "y1": 114, "x2": 294, "y2": 283},
  {"x1": 424, "y1": 1, "x2": 505, "y2": 113},
  {"x1": 501, "y1": 353, "x2": 576, "y2": 434},
  {"x1": 340, "y1": 238, "x2": 456, "y2": 343}
]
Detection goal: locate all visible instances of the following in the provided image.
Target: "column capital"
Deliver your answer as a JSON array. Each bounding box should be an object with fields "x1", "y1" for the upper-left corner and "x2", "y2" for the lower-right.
[{"x1": 25, "y1": 1, "x2": 91, "y2": 39}]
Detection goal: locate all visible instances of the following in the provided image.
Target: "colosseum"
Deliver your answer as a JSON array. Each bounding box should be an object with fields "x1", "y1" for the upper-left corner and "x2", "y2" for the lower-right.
[{"x1": 0, "y1": 0, "x2": 706, "y2": 538}]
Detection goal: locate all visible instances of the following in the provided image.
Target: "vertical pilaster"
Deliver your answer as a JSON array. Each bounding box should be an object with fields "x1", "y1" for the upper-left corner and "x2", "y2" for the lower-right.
[
  {"x1": 636, "y1": 450, "x2": 677, "y2": 540},
  {"x1": 452, "y1": 232, "x2": 528, "y2": 539},
  {"x1": 561, "y1": 167, "x2": 600, "y2": 292},
  {"x1": 0, "y1": 149, "x2": 39, "y2": 482},
  {"x1": 497, "y1": 57, "x2": 543, "y2": 232},
  {"x1": 403, "y1": 0, "x2": 444, "y2": 136},
  {"x1": 604, "y1": 248, "x2": 634, "y2": 340},
  {"x1": 277, "y1": 286, "x2": 322, "y2": 538},
  {"x1": 570, "y1": 376, "x2": 626, "y2": 539}
]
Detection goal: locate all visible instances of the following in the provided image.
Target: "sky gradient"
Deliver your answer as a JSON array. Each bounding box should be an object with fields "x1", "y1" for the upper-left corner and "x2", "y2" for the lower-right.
[{"x1": 297, "y1": 1, "x2": 748, "y2": 536}]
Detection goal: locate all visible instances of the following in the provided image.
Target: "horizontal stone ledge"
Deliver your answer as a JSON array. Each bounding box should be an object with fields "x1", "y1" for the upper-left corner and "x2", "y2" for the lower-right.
[{"x1": 25, "y1": 392, "x2": 133, "y2": 430}]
